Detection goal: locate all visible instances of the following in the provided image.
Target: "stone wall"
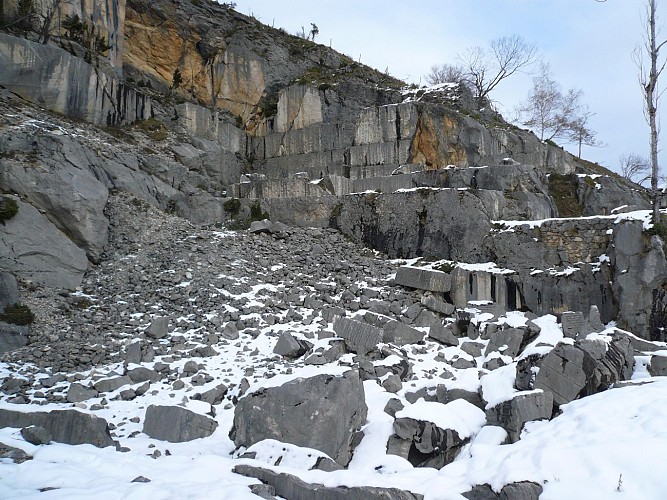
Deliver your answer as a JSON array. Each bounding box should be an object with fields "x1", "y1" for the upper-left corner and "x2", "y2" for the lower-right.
[{"x1": 497, "y1": 217, "x2": 614, "y2": 265}]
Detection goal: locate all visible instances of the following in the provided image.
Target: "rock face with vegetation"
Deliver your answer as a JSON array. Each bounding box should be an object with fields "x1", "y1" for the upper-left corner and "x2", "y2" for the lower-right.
[{"x1": 0, "y1": 1, "x2": 667, "y2": 497}]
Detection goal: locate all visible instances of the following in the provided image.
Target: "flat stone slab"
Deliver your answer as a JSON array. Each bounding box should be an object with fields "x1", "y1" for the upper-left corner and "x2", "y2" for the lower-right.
[
  {"x1": 394, "y1": 266, "x2": 451, "y2": 293},
  {"x1": 333, "y1": 316, "x2": 383, "y2": 355}
]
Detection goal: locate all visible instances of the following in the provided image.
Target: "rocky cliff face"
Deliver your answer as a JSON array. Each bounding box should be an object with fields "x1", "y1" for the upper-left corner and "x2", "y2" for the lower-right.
[{"x1": 0, "y1": 0, "x2": 662, "y2": 343}]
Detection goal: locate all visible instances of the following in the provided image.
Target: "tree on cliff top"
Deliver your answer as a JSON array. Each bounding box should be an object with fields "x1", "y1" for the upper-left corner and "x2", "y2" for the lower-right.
[
  {"x1": 515, "y1": 62, "x2": 600, "y2": 157},
  {"x1": 459, "y1": 34, "x2": 538, "y2": 109}
]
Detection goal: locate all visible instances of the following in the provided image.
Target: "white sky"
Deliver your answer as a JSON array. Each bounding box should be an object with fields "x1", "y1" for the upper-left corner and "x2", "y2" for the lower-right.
[{"x1": 231, "y1": 0, "x2": 663, "y2": 176}]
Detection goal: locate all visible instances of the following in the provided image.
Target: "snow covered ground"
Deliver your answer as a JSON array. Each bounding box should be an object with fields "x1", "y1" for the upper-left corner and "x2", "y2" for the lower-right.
[{"x1": 1, "y1": 206, "x2": 667, "y2": 499}]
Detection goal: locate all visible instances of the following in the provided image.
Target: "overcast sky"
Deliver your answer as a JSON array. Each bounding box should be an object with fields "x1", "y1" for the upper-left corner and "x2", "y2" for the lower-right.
[{"x1": 232, "y1": 0, "x2": 660, "y2": 175}]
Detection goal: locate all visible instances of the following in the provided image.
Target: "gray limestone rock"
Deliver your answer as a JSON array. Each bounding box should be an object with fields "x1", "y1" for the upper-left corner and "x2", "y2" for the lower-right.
[
  {"x1": 0, "y1": 443, "x2": 32, "y2": 463},
  {"x1": 413, "y1": 309, "x2": 442, "y2": 328},
  {"x1": 462, "y1": 482, "x2": 543, "y2": 500},
  {"x1": 484, "y1": 328, "x2": 526, "y2": 359},
  {"x1": 436, "y1": 387, "x2": 484, "y2": 410},
  {"x1": 499, "y1": 481, "x2": 543, "y2": 500},
  {"x1": 382, "y1": 374, "x2": 403, "y2": 393},
  {"x1": 2, "y1": 150, "x2": 109, "y2": 262},
  {"x1": 233, "y1": 465, "x2": 423, "y2": 500},
  {"x1": 0, "y1": 322, "x2": 28, "y2": 354},
  {"x1": 383, "y1": 398, "x2": 405, "y2": 417},
  {"x1": 193, "y1": 383, "x2": 229, "y2": 405},
  {"x1": 561, "y1": 311, "x2": 586, "y2": 339},
  {"x1": 485, "y1": 390, "x2": 553, "y2": 442},
  {"x1": 394, "y1": 266, "x2": 452, "y2": 293},
  {"x1": 428, "y1": 324, "x2": 459, "y2": 346},
  {"x1": 21, "y1": 425, "x2": 52, "y2": 445},
  {"x1": 127, "y1": 367, "x2": 160, "y2": 384},
  {"x1": 0, "y1": 34, "x2": 149, "y2": 126},
  {"x1": 421, "y1": 293, "x2": 455, "y2": 316},
  {"x1": 230, "y1": 370, "x2": 367, "y2": 466},
  {"x1": 143, "y1": 405, "x2": 218, "y2": 442},
  {"x1": 534, "y1": 335, "x2": 633, "y2": 407},
  {"x1": 93, "y1": 375, "x2": 133, "y2": 394},
  {"x1": 648, "y1": 353, "x2": 667, "y2": 376},
  {"x1": 0, "y1": 272, "x2": 19, "y2": 312},
  {"x1": 248, "y1": 219, "x2": 290, "y2": 234},
  {"x1": 391, "y1": 415, "x2": 467, "y2": 469},
  {"x1": 66, "y1": 383, "x2": 99, "y2": 403},
  {"x1": 125, "y1": 342, "x2": 143, "y2": 365},
  {"x1": 613, "y1": 220, "x2": 667, "y2": 340},
  {"x1": 273, "y1": 332, "x2": 312, "y2": 358},
  {"x1": 333, "y1": 316, "x2": 383, "y2": 356},
  {"x1": 0, "y1": 198, "x2": 88, "y2": 289},
  {"x1": 382, "y1": 320, "x2": 424, "y2": 346},
  {"x1": 146, "y1": 317, "x2": 169, "y2": 340},
  {"x1": 0, "y1": 409, "x2": 114, "y2": 447}
]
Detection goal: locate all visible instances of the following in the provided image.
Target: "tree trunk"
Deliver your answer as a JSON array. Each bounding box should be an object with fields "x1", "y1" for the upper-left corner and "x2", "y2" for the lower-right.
[{"x1": 647, "y1": 0, "x2": 662, "y2": 223}]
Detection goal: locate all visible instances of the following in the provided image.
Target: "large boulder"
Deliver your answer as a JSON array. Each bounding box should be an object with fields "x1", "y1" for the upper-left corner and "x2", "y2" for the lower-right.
[
  {"x1": 388, "y1": 399, "x2": 486, "y2": 469},
  {"x1": 230, "y1": 370, "x2": 367, "y2": 466},
  {"x1": 0, "y1": 408, "x2": 114, "y2": 447},
  {"x1": 485, "y1": 390, "x2": 553, "y2": 442},
  {"x1": 534, "y1": 334, "x2": 633, "y2": 407},
  {"x1": 143, "y1": 405, "x2": 218, "y2": 442}
]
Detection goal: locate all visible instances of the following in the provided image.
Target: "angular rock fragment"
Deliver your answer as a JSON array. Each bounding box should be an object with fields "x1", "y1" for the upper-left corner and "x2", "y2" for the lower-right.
[
  {"x1": 389, "y1": 399, "x2": 486, "y2": 469},
  {"x1": 485, "y1": 390, "x2": 553, "y2": 442},
  {"x1": 0, "y1": 409, "x2": 114, "y2": 447},
  {"x1": 145, "y1": 317, "x2": 169, "y2": 339},
  {"x1": 192, "y1": 383, "x2": 228, "y2": 405},
  {"x1": 648, "y1": 353, "x2": 667, "y2": 376},
  {"x1": 273, "y1": 332, "x2": 312, "y2": 358},
  {"x1": 66, "y1": 383, "x2": 99, "y2": 403},
  {"x1": 230, "y1": 370, "x2": 367, "y2": 466},
  {"x1": 484, "y1": 327, "x2": 526, "y2": 359},
  {"x1": 143, "y1": 405, "x2": 218, "y2": 442},
  {"x1": 421, "y1": 293, "x2": 455, "y2": 316},
  {"x1": 428, "y1": 324, "x2": 459, "y2": 346},
  {"x1": 534, "y1": 334, "x2": 633, "y2": 407},
  {"x1": 333, "y1": 316, "x2": 383, "y2": 356},
  {"x1": 382, "y1": 320, "x2": 424, "y2": 346}
]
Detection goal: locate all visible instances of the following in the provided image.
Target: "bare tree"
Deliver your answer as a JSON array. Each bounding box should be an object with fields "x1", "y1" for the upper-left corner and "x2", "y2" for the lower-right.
[
  {"x1": 516, "y1": 63, "x2": 584, "y2": 141},
  {"x1": 425, "y1": 63, "x2": 467, "y2": 86},
  {"x1": 635, "y1": 0, "x2": 666, "y2": 223},
  {"x1": 567, "y1": 108, "x2": 601, "y2": 158},
  {"x1": 459, "y1": 34, "x2": 538, "y2": 109},
  {"x1": 620, "y1": 153, "x2": 652, "y2": 185}
]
